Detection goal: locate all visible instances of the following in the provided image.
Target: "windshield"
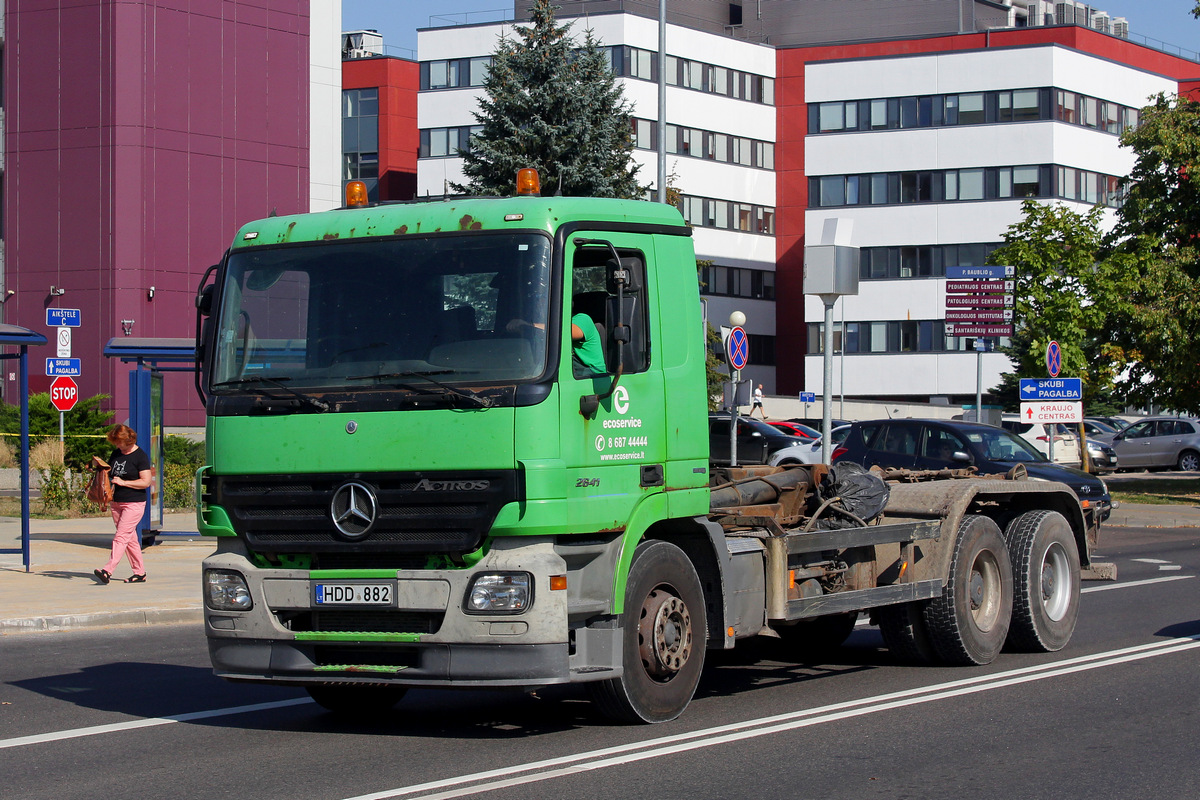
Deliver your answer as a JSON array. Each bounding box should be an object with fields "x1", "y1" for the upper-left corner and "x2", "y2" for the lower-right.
[
  {"x1": 962, "y1": 427, "x2": 1048, "y2": 463},
  {"x1": 209, "y1": 234, "x2": 551, "y2": 390}
]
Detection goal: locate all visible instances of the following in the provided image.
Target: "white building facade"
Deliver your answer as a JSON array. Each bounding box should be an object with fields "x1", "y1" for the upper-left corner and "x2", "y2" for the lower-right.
[
  {"x1": 415, "y1": 14, "x2": 781, "y2": 394},
  {"x1": 799, "y1": 43, "x2": 1179, "y2": 403},
  {"x1": 407, "y1": 5, "x2": 1198, "y2": 406}
]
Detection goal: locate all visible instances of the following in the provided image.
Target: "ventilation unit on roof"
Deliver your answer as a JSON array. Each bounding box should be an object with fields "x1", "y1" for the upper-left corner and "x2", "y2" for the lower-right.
[
  {"x1": 1112, "y1": 17, "x2": 1129, "y2": 37},
  {"x1": 1025, "y1": 0, "x2": 1050, "y2": 27},
  {"x1": 1054, "y1": 2, "x2": 1080, "y2": 25},
  {"x1": 1091, "y1": 11, "x2": 1110, "y2": 34},
  {"x1": 341, "y1": 30, "x2": 384, "y2": 59}
]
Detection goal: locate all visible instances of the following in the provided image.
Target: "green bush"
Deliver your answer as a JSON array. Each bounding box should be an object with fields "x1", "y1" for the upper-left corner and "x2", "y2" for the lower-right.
[
  {"x1": 39, "y1": 465, "x2": 72, "y2": 512},
  {"x1": 163, "y1": 462, "x2": 197, "y2": 509},
  {"x1": 163, "y1": 435, "x2": 205, "y2": 468},
  {"x1": 0, "y1": 393, "x2": 113, "y2": 469}
]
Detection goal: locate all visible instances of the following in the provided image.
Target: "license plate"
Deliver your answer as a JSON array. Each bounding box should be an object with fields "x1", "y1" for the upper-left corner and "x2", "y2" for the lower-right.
[{"x1": 314, "y1": 583, "x2": 393, "y2": 606}]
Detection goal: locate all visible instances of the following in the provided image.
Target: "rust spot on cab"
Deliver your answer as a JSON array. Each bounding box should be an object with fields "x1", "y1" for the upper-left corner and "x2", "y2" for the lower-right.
[
  {"x1": 459, "y1": 214, "x2": 483, "y2": 231},
  {"x1": 322, "y1": 232, "x2": 340, "y2": 240},
  {"x1": 394, "y1": 225, "x2": 408, "y2": 235}
]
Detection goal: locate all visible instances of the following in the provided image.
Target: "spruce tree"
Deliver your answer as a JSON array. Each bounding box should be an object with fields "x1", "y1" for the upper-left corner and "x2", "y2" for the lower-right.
[{"x1": 453, "y1": 0, "x2": 645, "y2": 199}]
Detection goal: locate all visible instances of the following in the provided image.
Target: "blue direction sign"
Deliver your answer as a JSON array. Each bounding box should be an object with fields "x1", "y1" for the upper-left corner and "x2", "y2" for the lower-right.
[
  {"x1": 946, "y1": 265, "x2": 1015, "y2": 280},
  {"x1": 46, "y1": 308, "x2": 81, "y2": 327},
  {"x1": 799, "y1": 391, "x2": 816, "y2": 403},
  {"x1": 1019, "y1": 377, "x2": 1081, "y2": 401},
  {"x1": 727, "y1": 326, "x2": 749, "y2": 370},
  {"x1": 46, "y1": 357, "x2": 82, "y2": 377}
]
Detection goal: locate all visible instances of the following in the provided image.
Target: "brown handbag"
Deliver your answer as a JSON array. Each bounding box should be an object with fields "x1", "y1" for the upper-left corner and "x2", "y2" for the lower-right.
[{"x1": 85, "y1": 456, "x2": 114, "y2": 510}]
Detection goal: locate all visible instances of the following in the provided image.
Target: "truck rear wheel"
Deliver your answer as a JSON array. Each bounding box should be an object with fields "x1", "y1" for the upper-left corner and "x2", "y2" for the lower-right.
[
  {"x1": 589, "y1": 540, "x2": 706, "y2": 724},
  {"x1": 924, "y1": 515, "x2": 1013, "y2": 665},
  {"x1": 876, "y1": 602, "x2": 936, "y2": 664},
  {"x1": 1004, "y1": 510, "x2": 1080, "y2": 652},
  {"x1": 306, "y1": 684, "x2": 407, "y2": 717}
]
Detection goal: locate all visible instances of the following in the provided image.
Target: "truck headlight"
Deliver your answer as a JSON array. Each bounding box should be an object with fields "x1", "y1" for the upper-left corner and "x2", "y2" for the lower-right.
[
  {"x1": 205, "y1": 569, "x2": 253, "y2": 611},
  {"x1": 465, "y1": 572, "x2": 531, "y2": 614}
]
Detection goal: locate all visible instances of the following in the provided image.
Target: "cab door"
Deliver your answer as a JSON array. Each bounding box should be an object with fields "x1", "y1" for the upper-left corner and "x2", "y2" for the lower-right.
[{"x1": 557, "y1": 233, "x2": 665, "y2": 528}]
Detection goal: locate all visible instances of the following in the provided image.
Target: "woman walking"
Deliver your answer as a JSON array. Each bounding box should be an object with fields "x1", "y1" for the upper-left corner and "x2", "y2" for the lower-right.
[{"x1": 93, "y1": 424, "x2": 153, "y2": 584}]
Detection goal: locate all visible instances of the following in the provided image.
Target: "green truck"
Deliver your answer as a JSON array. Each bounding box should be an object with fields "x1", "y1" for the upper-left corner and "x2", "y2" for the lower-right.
[{"x1": 196, "y1": 177, "x2": 1099, "y2": 723}]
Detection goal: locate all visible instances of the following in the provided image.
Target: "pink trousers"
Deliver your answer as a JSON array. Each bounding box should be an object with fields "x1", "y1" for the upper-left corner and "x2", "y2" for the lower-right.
[{"x1": 103, "y1": 501, "x2": 146, "y2": 575}]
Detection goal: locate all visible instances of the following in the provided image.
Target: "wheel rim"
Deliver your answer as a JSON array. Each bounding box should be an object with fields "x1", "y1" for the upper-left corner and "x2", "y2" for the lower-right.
[
  {"x1": 1040, "y1": 542, "x2": 1073, "y2": 621},
  {"x1": 968, "y1": 550, "x2": 1003, "y2": 633},
  {"x1": 1182, "y1": 453, "x2": 1199, "y2": 471},
  {"x1": 639, "y1": 587, "x2": 693, "y2": 682}
]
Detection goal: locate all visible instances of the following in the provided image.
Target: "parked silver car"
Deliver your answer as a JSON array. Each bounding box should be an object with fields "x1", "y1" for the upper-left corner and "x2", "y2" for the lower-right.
[{"x1": 1109, "y1": 416, "x2": 1200, "y2": 471}]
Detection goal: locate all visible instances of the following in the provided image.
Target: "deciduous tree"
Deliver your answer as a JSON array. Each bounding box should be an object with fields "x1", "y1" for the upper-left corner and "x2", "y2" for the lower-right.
[{"x1": 987, "y1": 201, "x2": 1132, "y2": 409}]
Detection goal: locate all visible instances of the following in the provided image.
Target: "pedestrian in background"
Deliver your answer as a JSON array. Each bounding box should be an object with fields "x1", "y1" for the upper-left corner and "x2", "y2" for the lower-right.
[
  {"x1": 93, "y1": 424, "x2": 153, "y2": 585},
  {"x1": 749, "y1": 384, "x2": 767, "y2": 418}
]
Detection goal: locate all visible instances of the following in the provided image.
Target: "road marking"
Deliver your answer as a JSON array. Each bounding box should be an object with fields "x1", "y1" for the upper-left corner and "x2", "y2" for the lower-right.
[
  {"x1": 0, "y1": 697, "x2": 312, "y2": 751},
  {"x1": 3, "y1": 575, "x2": 1192, "y2": 755},
  {"x1": 1159, "y1": 565, "x2": 1183, "y2": 571},
  {"x1": 1133, "y1": 558, "x2": 1170, "y2": 564},
  {"x1": 1082, "y1": 574, "x2": 1193, "y2": 593},
  {"x1": 340, "y1": 636, "x2": 1200, "y2": 800}
]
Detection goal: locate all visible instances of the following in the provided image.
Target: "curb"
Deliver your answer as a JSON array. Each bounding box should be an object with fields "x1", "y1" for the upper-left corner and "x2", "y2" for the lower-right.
[{"x1": 0, "y1": 606, "x2": 202, "y2": 635}]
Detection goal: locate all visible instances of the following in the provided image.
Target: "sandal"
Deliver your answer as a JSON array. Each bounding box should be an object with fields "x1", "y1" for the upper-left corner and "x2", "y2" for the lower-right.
[
  {"x1": 126, "y1": 574, "x2": 147, "y2": 584},
  {"x1": 93, "y1": 569, "x2": 111, "y2": 585}
]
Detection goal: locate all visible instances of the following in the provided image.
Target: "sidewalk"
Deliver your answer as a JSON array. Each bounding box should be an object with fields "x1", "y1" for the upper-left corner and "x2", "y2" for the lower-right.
[
  {"x1": 0, "y1": 511, "x2": 212, "y2": 634},
  {"x1": 1, "y1": 501, "x2": 1198, "y2": 636}
]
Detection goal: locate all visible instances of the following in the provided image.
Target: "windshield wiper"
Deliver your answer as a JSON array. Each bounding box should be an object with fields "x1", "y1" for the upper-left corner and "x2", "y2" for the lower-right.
[
  {"x1": 346, "y1": 369, "x2": 493, "y2": 409},
  {"x1": 211, "y1": 376, "x2": 330, "y2": 413}
]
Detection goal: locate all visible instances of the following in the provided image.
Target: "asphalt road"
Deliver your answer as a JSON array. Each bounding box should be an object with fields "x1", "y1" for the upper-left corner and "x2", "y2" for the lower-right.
[{"x1": 3, "y1": 525, "x2": 1198, "y2": 800}]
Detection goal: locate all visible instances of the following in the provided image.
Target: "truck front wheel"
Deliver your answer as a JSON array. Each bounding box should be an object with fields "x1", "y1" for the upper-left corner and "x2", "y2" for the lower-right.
[
  {"x1": 924, "y1": 515, "x2": 1013, "y2": 666},
  {"x1": 589, "y1": 540, "x2": 707, "y2": 724},
  {"x1": 1004, "y1": 510, "x2": 1080, "y2": 652}
]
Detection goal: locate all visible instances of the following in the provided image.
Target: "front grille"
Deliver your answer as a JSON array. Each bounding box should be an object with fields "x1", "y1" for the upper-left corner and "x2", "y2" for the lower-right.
[
  {"x1": 311, "y1": 553, "x2": 430, "y2": 571},
  {"x1": 210, "y1": 470, "x2": 520, "y2": 554},
  {"x1": 284, "y1": 610, "x2": 442, "y2": 635}
]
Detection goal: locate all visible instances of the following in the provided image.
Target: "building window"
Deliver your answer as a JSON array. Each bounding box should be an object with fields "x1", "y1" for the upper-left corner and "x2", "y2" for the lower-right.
[
  {"x1": 343, "y1": 88, "x2": 380, "y2": 201},
  {"x1": 699, "y1": 265, "x2": 776, "y2": 300},
  {"x1": 807, "y1": 319, "x2": 1008, "y2": 354},
  {"x1": 859, "y1": 243, "x2": 1003, "y2": 281},
  {"x1": 810, "y1": 165, "x2": 1116, "y2": 209},
  {"x1": 809, "y1": 86, "x2": 1132, "y2": 136},
  {"x1": 421, "y1": 57, "x2": 492, "y2": 90},
  {"x1": 419, "y1": 126, "x2": 480, "y2": 158}
]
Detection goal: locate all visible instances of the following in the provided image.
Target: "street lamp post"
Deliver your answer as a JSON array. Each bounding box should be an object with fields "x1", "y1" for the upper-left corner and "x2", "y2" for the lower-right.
[{"x1": 805, "y1": 221, "x2": 859, "y2": 463}]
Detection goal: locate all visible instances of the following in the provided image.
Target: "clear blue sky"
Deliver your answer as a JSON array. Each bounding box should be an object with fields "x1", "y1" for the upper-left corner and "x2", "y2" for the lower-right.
[{"x1": 341, "y1": 1, "x2": 1200, "y2": 60}]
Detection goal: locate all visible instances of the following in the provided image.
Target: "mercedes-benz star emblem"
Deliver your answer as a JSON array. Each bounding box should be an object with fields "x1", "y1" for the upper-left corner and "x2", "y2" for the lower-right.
[
  {"x1": 330, "y1": 482, "x2": 378, "y2": 538},
  {"x1": 346, "y1": 420, "x2": 358, "y2": 434}
]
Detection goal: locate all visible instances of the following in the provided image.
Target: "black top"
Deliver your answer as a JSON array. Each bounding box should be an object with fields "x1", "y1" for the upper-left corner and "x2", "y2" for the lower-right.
[{"x1": 109, "y1": 446, "x2": 152, "y2": 503}]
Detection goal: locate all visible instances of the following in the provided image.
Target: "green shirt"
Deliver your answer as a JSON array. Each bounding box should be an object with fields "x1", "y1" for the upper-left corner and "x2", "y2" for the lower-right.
[{"x1": 571, "y1": 312, "x2": 607, "y2": 377}]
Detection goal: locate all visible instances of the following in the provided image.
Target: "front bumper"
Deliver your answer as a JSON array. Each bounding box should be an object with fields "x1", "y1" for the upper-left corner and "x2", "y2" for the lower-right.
[{"x1": 203, "y1": 536, "x2": 575, "y2": 688}]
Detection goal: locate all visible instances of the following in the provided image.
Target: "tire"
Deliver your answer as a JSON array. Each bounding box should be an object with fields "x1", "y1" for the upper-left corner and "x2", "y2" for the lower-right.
[
  {"x1": 1177, "y1": 450, "x2": 1200, "y2": 472},
  {"x1": 589, "y1": 540, "x2": 707, "y2": 724},
  {"x1": 776, "y1": 612, "x2": 859, "y2": 659},
  {"x1": 1004, "y1": 510, "x2": 1080, "y2": 652},
  {"x1": 306, "y1": 685, "x2": 407, "y2": 717},
  {"x1": 923, "y1": 515, "x2": 1013, "y2": 666},
  {"x1": 876, "y1": 602, "x2": 937, "y2": 664}
]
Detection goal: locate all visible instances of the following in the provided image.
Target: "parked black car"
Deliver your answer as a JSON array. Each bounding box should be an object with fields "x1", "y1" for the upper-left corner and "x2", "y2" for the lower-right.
[
  {"x1": 709, "y1": 413, "x2": 806, "y2": 465},
  {"x1": 832, "y1": 418, "x2": 1112, "y2": 526}
]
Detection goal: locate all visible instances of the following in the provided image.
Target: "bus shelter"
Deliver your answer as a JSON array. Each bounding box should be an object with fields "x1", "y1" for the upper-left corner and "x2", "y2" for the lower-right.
[
  {"x1": 103, "y1": 338, "x2": 196, "y2": 545},
  {"x1": 0, "y1": 324, "x2": 49, "y2": 571}
]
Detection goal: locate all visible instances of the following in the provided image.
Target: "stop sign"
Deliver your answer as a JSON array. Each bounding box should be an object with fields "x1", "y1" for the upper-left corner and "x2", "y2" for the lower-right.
[{"x1": 50, "y1": 376, "x2": 79, "y2": 412}]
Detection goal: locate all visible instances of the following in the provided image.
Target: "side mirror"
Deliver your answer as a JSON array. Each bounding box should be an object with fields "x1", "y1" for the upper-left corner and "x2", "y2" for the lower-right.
[
  {"x1": 951, "y1": 450, "x2": 971, "y2": 463},
  {"x1": 196, "y1": 283, "x2": 215, "y2": 316}
]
